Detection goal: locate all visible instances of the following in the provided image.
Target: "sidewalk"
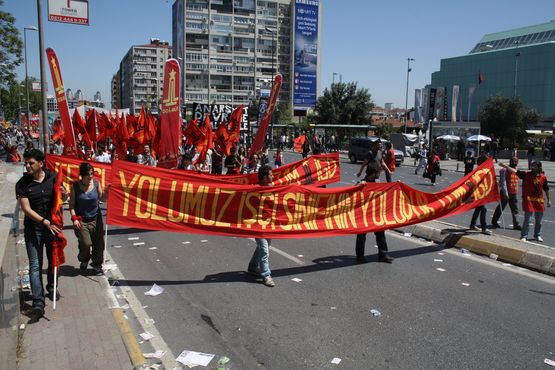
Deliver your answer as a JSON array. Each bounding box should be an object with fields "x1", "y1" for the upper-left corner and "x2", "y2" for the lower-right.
[{"x1": 1, "y1": 154, "x2": 554, "y2": 369}]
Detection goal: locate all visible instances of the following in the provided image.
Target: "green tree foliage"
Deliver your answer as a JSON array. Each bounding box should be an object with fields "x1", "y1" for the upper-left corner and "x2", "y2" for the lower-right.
[
  {"x1": 478, "y1": 94, "x2": 539, "y2": 145},
  {"x1": 274, "y1": 101, "x2": 292, "y2": 124},
  {"x1": 314, "y1": 82, "x2": 374, "y2": 125},
  {"x1": 0, "y1": 0, "x2": 23, "y2": 88}
]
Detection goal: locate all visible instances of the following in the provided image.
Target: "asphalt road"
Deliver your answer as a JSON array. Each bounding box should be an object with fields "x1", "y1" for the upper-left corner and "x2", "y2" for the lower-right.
[{"x1": 105, "y1": 152, "x2": 555, "y2": 369}]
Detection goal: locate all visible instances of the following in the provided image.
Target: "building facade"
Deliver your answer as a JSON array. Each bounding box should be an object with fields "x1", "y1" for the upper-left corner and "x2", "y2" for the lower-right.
[
  {"x1": 172, "y1": 0, "x2": 321, "y2": 117},
  {"x1": 427, "y1": 21, "x2": 555, "y2": 123},
  {"x1": 117, "y1": 39, "x2": 172, "y2": 115}
]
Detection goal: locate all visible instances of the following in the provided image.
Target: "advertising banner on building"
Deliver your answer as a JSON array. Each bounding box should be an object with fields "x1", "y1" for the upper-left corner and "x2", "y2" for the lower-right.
[
  {"x1": 414, "y1": 89, "x2": 422, "y2": 124},
  {"x1": 452, "y1": 85, "x2": 460, "y2": 122},
  {"x1": 293, "y1": 0, "x2": 319, "y2": 110},
  {"x1": 427, "y1": 88, "x2": 436, "y2": 121},
  {"x1": 192, "y1": 103, "x2": 248, "y2": 130},
  {"x1": 48, "y1": 0, "x2": 89, "y2": 25}
]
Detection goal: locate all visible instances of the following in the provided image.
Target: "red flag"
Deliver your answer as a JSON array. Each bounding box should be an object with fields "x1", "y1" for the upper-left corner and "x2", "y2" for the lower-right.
[
  {"x1": 115, "y1": 113, "x2": 129, "y2": 160},
  {"x1": 96, "y1": 111, "x2": 106, "y2": 143},
  {"x1": 248, "y1": 74, "x2": 282, "y2": 157},
  {"x1": 214, "y1": 121, "x2": 229, "y2": 155},
  {"x1": 228, "y1": 105, "x2": 243, "y2": 144},
  {"x1": 104, "y1": 112, "x2": 116, "y2": 140},
  {"x1": 195, "y1": 115, "x2": 214, "y2": 165},
  {"x1": 72, "y1": 109, "x2": 93, "y2": 150},
  {"x1": 46, "y1": 48, "x2": 78, "y2": 157},
  {"x1": 184, "y1": 119, "x2": 204, "y2": 146},
  {"x1": 133, "y1": 106, "x2": 147, "y2": 146},
  {"x1": 85, "y1": 109, "x2": 97, "y2": 150},
  {"x1": 51, "y1": 171, "x2": 67, "y2": 269},
  {"x1": 52, "y1": 117, "x2": 64, "y2": 142},
  {"x1": 478, "y1": 71, "x2": 484, "y2": 84},
  {"x1": 294, "y1": 135, "x2": 306, "y2": 153},
  {"x1": 157, "y1": 59, "x2": 182, "y2": 168}
]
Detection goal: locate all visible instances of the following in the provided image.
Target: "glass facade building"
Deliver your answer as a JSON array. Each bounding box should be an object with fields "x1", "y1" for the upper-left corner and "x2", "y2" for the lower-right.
[{"x1": 427, "y1": 21, "x2": 555, "y2": 122}]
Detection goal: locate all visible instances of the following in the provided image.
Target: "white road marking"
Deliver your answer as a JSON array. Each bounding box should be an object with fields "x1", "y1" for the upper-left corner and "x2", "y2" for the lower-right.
[
  {"x1": 103, "y1": 249, "x2": 178, "y2": 369},
  {"x1": 247, "y1": 238, "x2": 305, "y2": 265}
]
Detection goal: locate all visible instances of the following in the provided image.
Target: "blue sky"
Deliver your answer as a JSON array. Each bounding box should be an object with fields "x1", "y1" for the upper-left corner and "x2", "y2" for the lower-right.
[{"x1": 6, "y1": 0, "x2": 555, "y2": 109}]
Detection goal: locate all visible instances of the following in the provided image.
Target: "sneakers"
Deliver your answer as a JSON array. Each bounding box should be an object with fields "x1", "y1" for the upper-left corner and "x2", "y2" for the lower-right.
[
  {"x1": 378, "y1": 254, "x2": 394, "y2": 264},
  {"x1": 93, "y1": 267, "x2": 104, "y2": 276},
  {"x1": 513, "y1": 225, "x2": 522, "y2": 230},
  {"x1": 263, "y1": 276, "x2": 275, "y2": 287},
  {"x1": 482, "y1": 229, "x2": 492, "y2": 235},
  {"x1": 470, "y1": 226, "x2": 480, "y2": 231},
  {"x1": 79, "y1": 261, "x2": 88, "y2": 271},
  {"x1": 520, "y1": 237, "x2": 527, "y2": 242},
  {"x1": 536, "y1": 236, "x2": 544, "y2": 242}
]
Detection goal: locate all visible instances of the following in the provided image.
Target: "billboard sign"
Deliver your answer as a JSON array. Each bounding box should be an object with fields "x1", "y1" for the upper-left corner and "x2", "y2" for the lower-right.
[
  {"x1": 293, "y1": 0, "x2": 319, "y2": 110},
  {"x1": 192, "y1": 103, "x2": 249, "y2": 130},
  {"x1": 48, "y1": 0, "x2": 89, "y2": 25}
]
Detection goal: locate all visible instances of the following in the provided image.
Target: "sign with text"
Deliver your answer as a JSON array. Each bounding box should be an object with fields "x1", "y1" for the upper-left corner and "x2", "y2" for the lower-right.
[
  {"x1": 293, "y1": 0, "x2": 319, "y2": 110},
  {"x1": 48, "y1": 0, "x2": 89, "y2": 25},
  {"x1": 193, "y1": 103, "x2": 248, "y2": 130}
]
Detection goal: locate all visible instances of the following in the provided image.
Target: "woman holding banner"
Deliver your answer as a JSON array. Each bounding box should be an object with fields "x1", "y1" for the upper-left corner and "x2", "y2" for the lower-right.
[{"x1": 69, "y1": 163, "x2": 106, "y2": 276}]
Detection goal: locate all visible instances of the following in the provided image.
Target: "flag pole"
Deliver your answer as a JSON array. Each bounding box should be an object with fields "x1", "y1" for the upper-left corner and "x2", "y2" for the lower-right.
[
  {"x1": 103, "y1": 198, "x2": 108, "y2": 266},
  {"x1": 53, "y1": 266, "x2": 58, "y2": 310}
]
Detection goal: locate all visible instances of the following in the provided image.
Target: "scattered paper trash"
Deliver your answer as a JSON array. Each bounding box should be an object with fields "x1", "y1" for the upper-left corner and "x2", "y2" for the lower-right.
[
  {"x1": 103, "y1": 263, "x2": 118, "y2": 271},
  {"x1": 436, "y1": 268, "x2": 446, "y2": 272},
  {"x1": 217, "y1": 356, "x2": 230, "y2": 369},
  {"x1": 128, "y1": 237, "x2": 139, "y2": 240},
  {"x1": 182, "y1": 241, "x2": 191, "y2": 244},
  {"x1": 460, "y1": 248, "x2": 470, "y2": 255},
  {"x1": 17, "y1": 239, "x2": 25, "y2": 245},
  {"x1": 461, "y1": 283, "x2": 470, "y2": 287},
  {"x1": 297, "y1": 254, "x2": 304, "y2": 258},
  {"x1": 133, "y1": 242, "x2": 145, "y2": 246},
  {"x1": 143, "y1": 350, "x2": 166, "y2": 359},
  {"x1": 403, "y1": 232, "x2": 412, "y2": 237},
  {"x1": 291, "y1": 278, "x2": 303, "y2": 283},
  {"x1": 148, "y1": 247, "x2": 158, "y2": 250},
  {"x1": 176, "y1": 350, "x2": 215, "y2": 367},
  {"x1": 120, "y1": 304, "x2": 130, "y2": 310},
  {"x1": 434, "y1": 259, "x2": 443, "y2": 262},
  {"x1": 123, "y1": 314, "x2": 128, "y2": 320},
  {"x1": 19, "y1": 324, "x2": 25, "y2": 330},
  {"x1": 545, "y1": 358, "x2": 555, "y2": 367},
  {"x1": 437, "y1": 252, "x2": 445, "y2": 256},
  {"x1": 145, "y1": 284, "x2": 164, "y2": 296},
  {"x1": 489, "y1": 253, "x2": 498, "y2": 260},
  {"x1": 330, "y1": 307, "x2": 337, "y2": 310},
  {"x1": 139, "y1": 331, "x2": 154, "y2": 341},
  {"x1": 156, "y1": 259, "x2": 160, "y2": 262},
  {"x1": 144, "y1": 318, "x2": 155, "y2": 325},
  {"x1": 200, "y1": 240, "x2": 208, "y2": 243},
  {"x1": 149, "y1": 364, "x2": 161, "y2": 370},
  {"x1": 502, "y1": 263, "x2": 511, "y2": 266},
  {"x1": 370, "y1": 309, "x2": 381, "y2": 317},
  {"x1": 112, "y1": 245, "x2": 122, "y2": 249},
  {"x1": 331, "y1": 357, "x2": 342, "y2": 364}
]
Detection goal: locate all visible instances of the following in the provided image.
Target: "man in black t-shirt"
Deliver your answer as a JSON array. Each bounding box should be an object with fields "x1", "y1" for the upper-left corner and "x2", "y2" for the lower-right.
[
  {"x1": 355, "y1": 140, "x2": 394, "y2": 264},
  {"x1": 16, "y1": 149, "x2": 64, "y2": 317}
]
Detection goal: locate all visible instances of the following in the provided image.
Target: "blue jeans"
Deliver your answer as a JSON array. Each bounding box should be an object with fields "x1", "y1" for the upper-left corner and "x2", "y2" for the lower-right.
[
  {"x1": 521, "y1": 211, "x2": 543, "y2": 239},
  {"x1": 24, "y1": 227, "x2": 55, "y2": 308},
  {"x1": 248, "y1": 238, "x2": 271, "y2": 277}
]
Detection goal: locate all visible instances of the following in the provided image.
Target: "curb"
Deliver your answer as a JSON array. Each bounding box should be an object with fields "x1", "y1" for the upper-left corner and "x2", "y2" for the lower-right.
[{"x1": 396, "y1": 223, "x2": 555, "y2": 276}]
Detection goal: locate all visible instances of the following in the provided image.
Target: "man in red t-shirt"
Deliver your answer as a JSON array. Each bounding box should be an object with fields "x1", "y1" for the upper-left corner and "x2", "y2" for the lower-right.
[
  {"x1": 500, "y1": 160, "x2": 551, "y2": 242},
  {"x1": 384, "y1": 142, "x2": 396, "y2": 182}
]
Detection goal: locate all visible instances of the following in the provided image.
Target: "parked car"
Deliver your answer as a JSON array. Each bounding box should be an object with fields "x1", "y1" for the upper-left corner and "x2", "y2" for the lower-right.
[{"x1": 348, "y1": 137, "x2": 404, "y2": 166}]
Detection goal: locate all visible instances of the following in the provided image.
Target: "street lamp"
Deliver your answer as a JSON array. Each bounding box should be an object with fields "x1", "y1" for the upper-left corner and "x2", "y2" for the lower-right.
[
  {"x1": 514, "y1": 41, "x2": 520, "y2": 96},
  {"x1": 404, "y1": 58, "x2": 415, "y2": 134},
  {"x1": 24, "y1": 25, "x2": 38, "y2": 136},
  {"x1": 265, "y1": 27, "x2": 276, "y2": 148}
]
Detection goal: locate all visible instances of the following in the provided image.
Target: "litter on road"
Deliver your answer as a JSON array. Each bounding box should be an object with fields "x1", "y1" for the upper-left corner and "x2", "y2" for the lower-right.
[
  {"x1": 112, "y1": 245, "x2": 122, "y2": 248},
  {"x1": 434, "y1": 259, "x2": 443, "y2": 262},
  {"x1": 148, "y1": 247, "x2": 158, "y2": 250},
  {"x1": 370, "y1": 309, "x2": 381, "y2": 317},
  {"x1": 128, "y1": 237, "x2": 140, "y2": 240},
  {"x1": 139, "y1": 331, "x2": 154, "y2": 341},
  {"x1": 182, "y1": 241, "x2": 191, "y2": 244},
  {"x1": 291, "y1": 278, "x2": 303, "y2": 282},
  {"x1": 545, "y1": 358, "x2": 555, "y2": 367},
  {"x1": 436, "y1": 268, "x2": 446, "y2": 272},
  {"x1": 133, "y1": 242, "x2": 145, "y2": 246},
  {"x1": 143, "y1": 350, "x2": 166, "y2": 359},
  {"x1": 462, "y1": 283, "x2": 470, "y2": 287},
  {"x1": 201, "y1": 240, "x2": 208, "y2": 243},
  {"x1": 489, "y1": 253, "x2": 499, "y2": 260},
  {"x1": 145, "y1": 284, "x2": 164, "y2": 296},
  {"x1": 331, "y1": 357, "x2": 342, "y2": 364},
  {"x1": 176, "y1": 350, "x2": 215, "y2": 367}
]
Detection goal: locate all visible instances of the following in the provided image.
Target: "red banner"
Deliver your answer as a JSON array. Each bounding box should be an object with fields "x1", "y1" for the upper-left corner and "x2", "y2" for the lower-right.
[
  {"x1": 107, "y1": 158, "x2": 499, "y2": 239},
  {"x1": 45, "y1": 152, "x2": 340, "y2": 188},
  {"x1": 157, "y1": 59, "x2": 182, "y2": 169},
  {"x1": 46, "y1": 48, "x2": 78, "y2": 157},
  {"x1": 248, "y1": 74, "x2": 282, "y2": 157}
]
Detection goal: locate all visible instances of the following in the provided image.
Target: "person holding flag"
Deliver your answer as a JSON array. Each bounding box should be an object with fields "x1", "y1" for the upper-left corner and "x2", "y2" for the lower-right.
[
  {"x1": 16, "y1": 149, "x2": 66, "y2": 317},
  {"x1": 69, "y1": 163, "x2": 107, "y2": 276}
]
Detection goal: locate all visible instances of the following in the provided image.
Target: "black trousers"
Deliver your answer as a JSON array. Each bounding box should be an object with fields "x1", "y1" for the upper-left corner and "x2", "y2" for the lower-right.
[
  {"x1": 356, "y1": 231, "x2": 388, "y2": 257},
  {"x1": 470, "y1": 206, "x2": 487, "y2": 230},
  {"x1": 492, "y1": 194, "x2": 519, "y2": 226}
]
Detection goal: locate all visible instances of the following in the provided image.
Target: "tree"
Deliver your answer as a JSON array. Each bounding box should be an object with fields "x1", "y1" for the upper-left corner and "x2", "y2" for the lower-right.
[
  {"x1": 314, "y1": 82, "x2": 374, "y2": 125},
  {"x1": 274, "y1": 101, "x2": 292, "y2": 124},
  {"x1": 0, "y1": 0, "x2": 24, "y2": 88},
  {"x1": 478, "y1": 94, "x2": 539, "y2": 145}
]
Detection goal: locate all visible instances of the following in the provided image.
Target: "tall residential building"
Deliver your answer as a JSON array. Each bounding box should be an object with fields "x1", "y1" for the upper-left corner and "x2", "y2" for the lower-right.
[
  {"x1": 117, "y1": 39, "x2": 172, "y2": 114},
  {"x1": 172, "y1": 0, "x2": 321, "y2": 119},
  {"x1": 111, "y1": 72, "x2": 121, "y2": 109},
  {"x1": 428, "y1": 20, "x2": 555, "y2": 123}
]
